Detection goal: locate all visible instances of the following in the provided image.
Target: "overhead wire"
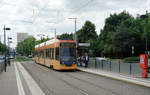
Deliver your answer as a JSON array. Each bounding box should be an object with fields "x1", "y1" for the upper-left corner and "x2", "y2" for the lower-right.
[
  {"x1": 62, "y1": 0, "x2": 94, "y2": 21},
  {"x1": 73, "y1": 0, "x2": 94, "y2": 12}
]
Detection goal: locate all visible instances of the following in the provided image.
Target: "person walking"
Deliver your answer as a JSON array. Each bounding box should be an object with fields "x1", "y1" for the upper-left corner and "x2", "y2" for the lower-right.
[{"x1": 85, "y1": 53, "x2": 89, "y2": 68}]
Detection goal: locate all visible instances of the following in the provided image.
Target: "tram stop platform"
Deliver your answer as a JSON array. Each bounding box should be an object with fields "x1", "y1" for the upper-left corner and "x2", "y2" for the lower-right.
[
  {"x1": 0, "y1": 63, "x2": 18, "y2": 95},
  {"x1": 78, "y1": 67, "x2": 150, "y2": 88},
  {"x1": 0, "y1": 62, "x2": 45, "y2": 95}
]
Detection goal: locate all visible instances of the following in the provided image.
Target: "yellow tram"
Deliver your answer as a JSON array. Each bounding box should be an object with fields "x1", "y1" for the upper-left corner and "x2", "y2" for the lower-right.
[{"x1": 34, "y1": 38, "x2": 77, "y2": 70}]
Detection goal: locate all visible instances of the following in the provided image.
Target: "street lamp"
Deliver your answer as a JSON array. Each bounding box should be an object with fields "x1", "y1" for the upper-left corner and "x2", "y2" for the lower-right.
[
  {"x1": 3, "y1": 25, "x2": 11, "y2": 72},
  {"x1": 68, "y1": 18, "x2": 78, "y2": 48},
  {"x1": 140, "y1": 10, "x2": 149, "y2": 54},
  {"x1": 68, "y1": 18, "x2": 77, "y2": 41}
]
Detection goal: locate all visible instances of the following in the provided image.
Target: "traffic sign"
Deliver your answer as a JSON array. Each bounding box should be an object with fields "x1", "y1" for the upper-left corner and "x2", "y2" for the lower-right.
[{"x1": 78, "y1": 43, "x2": 90, "y2": 47}]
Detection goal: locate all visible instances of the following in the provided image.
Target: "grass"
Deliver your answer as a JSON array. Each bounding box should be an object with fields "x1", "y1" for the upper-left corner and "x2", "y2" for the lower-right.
[{"x1": 13, "y1": 56, "x2": 34, "y2": 62}]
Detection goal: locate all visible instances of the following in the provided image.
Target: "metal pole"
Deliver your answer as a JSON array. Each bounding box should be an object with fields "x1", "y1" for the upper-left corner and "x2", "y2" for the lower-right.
[
  {"x1": 74, "y1": 18, "x2": 78, "y2": 48},
  {"x1": 55, "y1": 28, "x2": 56, "y2": 38},
  {"x1": 68, "y1": 18, "x2": 77, "y2": 43},
  {"x1": 130, "y1": 63, "x2": 132, "y2": 75},
  {"x1": 75, "y1": 18, "x2": 76, "y2": 40},
  {"x1": 4, "y1": 25, "x2": 7, "y2": 72},
  {"x1": 109, "y1": 61, "x2": 111, "y2": 71},
  {"x1": 146, "y1": 10, "x2": 148, "y2": 53},
  {"x1": 119, "y1": 61, "x2": 120, "y2": 73},
  {"x1": 0, "y1": 35, "x2": 1, "y2": 42},
  {"x1": 8, "y1": 38, "x2": 10, "y2": 66}
]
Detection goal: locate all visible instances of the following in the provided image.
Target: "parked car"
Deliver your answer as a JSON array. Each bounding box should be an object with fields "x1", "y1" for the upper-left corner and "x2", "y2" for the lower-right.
[
  {"x1": 28, "y1": 55, "x2": 33, "y2": 58},
  {"x1": 96, "y1": 57, "x2": 107, "y2": 61},
  {"x1": 9, "y1": 55, "x2": 14, "y2": 59},
  {"x1": 0, "y1": 55, "x2": 4, "y2": 60}
]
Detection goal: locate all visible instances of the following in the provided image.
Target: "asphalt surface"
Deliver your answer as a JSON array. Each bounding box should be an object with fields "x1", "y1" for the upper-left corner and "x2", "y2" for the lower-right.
[{"x1": 21, "y1": 62, "x2": 150, "y2": 95}]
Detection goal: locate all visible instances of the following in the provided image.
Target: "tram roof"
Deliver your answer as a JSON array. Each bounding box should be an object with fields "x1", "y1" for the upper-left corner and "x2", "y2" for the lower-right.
[
  {"x1": 35, "y1": 38, "x2": 75, "y2": 48},
  {"x1": 35, "y1": 38, "x2": 59, "y2": 48}
]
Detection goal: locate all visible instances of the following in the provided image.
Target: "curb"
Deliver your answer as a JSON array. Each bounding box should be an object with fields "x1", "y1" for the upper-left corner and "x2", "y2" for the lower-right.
[{"x1": 78, "y1": 68, "x2": 150, "y2": 88}]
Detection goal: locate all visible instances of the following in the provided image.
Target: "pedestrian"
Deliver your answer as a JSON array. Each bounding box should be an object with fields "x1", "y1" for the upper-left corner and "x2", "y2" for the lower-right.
[
  {"x1": 84, "y1": 53, "x2": 89, "y2": 68},
  {"x1": 80, "y1": 55, "x2": 84, "y2": 66}
]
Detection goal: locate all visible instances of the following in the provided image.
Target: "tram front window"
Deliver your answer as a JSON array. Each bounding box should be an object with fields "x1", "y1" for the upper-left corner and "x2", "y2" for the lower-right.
[{"x1": 60, "y1": 47, "x2": 76, "y2": 62}]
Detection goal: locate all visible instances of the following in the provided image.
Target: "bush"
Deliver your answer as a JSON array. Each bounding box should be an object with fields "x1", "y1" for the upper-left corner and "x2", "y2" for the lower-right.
[
  {"x1": 13, "y1": 56, "x2": 33, "y2": 62},
  {"x1": 123, "y1": 56, "x2": 140, "y2": 63}
]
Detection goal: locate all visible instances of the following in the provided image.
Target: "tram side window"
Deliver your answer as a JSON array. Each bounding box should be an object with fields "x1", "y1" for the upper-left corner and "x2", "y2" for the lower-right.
[
  {"x1": 46, "y1": 49, "x2": 49, "y2": 58},
  {"x1": 52, "y1": 48, "x2": 54, "y2": 59},
  {"x1": 37, "y1": 51, "x2": 39, "y2": 57},
  {"x1": 43, "y1": 50, "x2": 45, "y2": 58},
  {"x1": 37, "y1": 51, "x2": 40, "y2": 57},
  {"x1": 49, "y1": 48, "x2": 51, "y2": 59},
  {"x1": 40, "y1": 51, "x2": 44, "y2": 58},
  {"x1": 35, "y1": 51, "x2": 37, "y2": 56},
  {"x1": 34, "y1": 51, "x2": 36, "y2": 56},
  {"x1": 40, "y1": 51, "x2": 42, "y2": 57},
  {"x1": 55, "y1": 47, "x2": 59, "y2": 60}
]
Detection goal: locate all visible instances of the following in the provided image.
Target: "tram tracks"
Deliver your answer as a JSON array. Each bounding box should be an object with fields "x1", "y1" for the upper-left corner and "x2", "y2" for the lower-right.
[
  {"x1": 63, "y1": 73, "x2": 120, "y2": 95},
  {"x1": 21, "y1": 62, "x2": 55, "y2": 95},
  {"x1": 22, "y1": 62, "x2": 120, "y2": 95},
  {"x1": 22, "y1": 62, "x2": 88, "y2": 95}
]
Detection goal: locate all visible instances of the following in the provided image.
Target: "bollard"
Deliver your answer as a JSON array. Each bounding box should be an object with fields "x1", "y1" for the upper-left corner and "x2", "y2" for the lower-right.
[
  {"x1": 129, "y1": 63, "x2": 132, "y2": 75},
  {"x1": 109, "y1": 61, "x2": 111, "y2": 71}
]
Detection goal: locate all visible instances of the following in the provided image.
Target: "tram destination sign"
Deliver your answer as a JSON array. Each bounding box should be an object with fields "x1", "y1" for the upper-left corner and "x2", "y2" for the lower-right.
[
  {"x1": 60, "y1": 43, "x2": 75, "y2": 47},
  {"x1": 78, "y1": 43, "x2": 90, "y2": 47}
]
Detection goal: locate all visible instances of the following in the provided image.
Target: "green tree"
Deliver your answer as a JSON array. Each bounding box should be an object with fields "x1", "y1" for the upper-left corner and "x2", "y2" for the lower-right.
[
  {"x1": 59, "y1": 33, "x2": 73, "y2": 40},
  {"x1": 0, "y1": 42, "x2": 8, "y2": 54},
  {"x1": 98, "y1": 11, "x2": 138, "y2": 57},
  {"x1": 112, "y1": 23, "x2": 143, "y2": 58},
  {"x1": 77, "y1": 20, "x2": 98, "y2": 43},
  {"x1": 76, "y1": 20, "x2": 98, "y2": 56},
  {"x1": 17, "y1": 37, "x2": 36, "y2": 56}
]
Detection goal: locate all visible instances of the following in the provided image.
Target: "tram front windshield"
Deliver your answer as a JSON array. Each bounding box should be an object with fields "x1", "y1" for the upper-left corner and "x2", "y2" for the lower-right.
[{"x1": 60, "y1": 47, "x2": 76, "y2": 62}]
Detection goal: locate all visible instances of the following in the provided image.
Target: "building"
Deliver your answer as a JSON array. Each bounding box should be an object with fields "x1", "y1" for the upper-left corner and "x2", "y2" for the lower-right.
[{"x1": 17, "y1": 33, "x2": 29, "y2": 43}]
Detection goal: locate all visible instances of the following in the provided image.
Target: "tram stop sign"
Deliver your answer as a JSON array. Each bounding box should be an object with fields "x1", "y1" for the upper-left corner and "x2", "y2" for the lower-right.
[{"x1": 78, "y1": 43, "x2": 90, "y2": 47}]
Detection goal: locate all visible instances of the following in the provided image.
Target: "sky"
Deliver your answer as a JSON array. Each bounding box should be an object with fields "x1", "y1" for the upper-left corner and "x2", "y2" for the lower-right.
[{"x1": 0, "y1": 0, "x2": 149, "y2": 48}]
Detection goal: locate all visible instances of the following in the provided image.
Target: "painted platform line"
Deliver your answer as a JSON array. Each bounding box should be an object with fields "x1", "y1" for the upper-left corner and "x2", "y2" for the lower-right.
[
  {"x1": 14, "y1": 62, "x2": 26, "y2": 95},
  {"x1": 17, "y1": 62, "x2": 45, "y2": 95}
]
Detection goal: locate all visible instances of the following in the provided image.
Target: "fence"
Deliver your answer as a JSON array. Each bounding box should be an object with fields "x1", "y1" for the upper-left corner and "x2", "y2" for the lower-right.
[
  {"x1": 78, "y1": 59, "x2": 142, "y2": 76},
  {"x1": 0, "y1": 60, "x2": 5, "y2": 72}
]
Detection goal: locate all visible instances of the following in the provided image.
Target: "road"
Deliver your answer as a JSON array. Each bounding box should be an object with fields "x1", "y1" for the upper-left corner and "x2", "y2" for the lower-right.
[{"x1": 21, "y1": 61, "x2": 150, "y2": 95}]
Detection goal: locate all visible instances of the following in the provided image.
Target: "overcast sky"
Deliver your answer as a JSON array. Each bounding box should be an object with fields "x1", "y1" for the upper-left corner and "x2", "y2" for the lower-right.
[{"x1": 0, "y1": 0, "x2": 149, "y2": 48}]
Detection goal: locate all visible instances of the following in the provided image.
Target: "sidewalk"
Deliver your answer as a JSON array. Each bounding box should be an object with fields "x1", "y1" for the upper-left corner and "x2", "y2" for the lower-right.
[
  {"x1": 0, "y1": 63, "x2": 18, "y2": 95},
  {"x1": 0, "y1": 62, "x2": 45, "y2": 95},
  {"x1": 78, "y1": 67, "x2": 150, "y2": 88}
]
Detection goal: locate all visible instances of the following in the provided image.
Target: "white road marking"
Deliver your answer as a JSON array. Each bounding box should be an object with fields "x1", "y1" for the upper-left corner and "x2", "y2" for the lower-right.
[
  {"x1": 79, "y1": 89, "x2": 89, "y2": 95},
  {"x1": 14, "y1": 62, "x2": 26, "y2": 95},
  {"x1": 17, "y1": 62, "x2": 45, "y2": 95}
]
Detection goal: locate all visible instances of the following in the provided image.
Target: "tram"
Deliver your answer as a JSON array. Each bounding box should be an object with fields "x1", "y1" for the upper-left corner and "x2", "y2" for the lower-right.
[{"x1": 34, "y1": 38, "x2": 77, "y2": 70}]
